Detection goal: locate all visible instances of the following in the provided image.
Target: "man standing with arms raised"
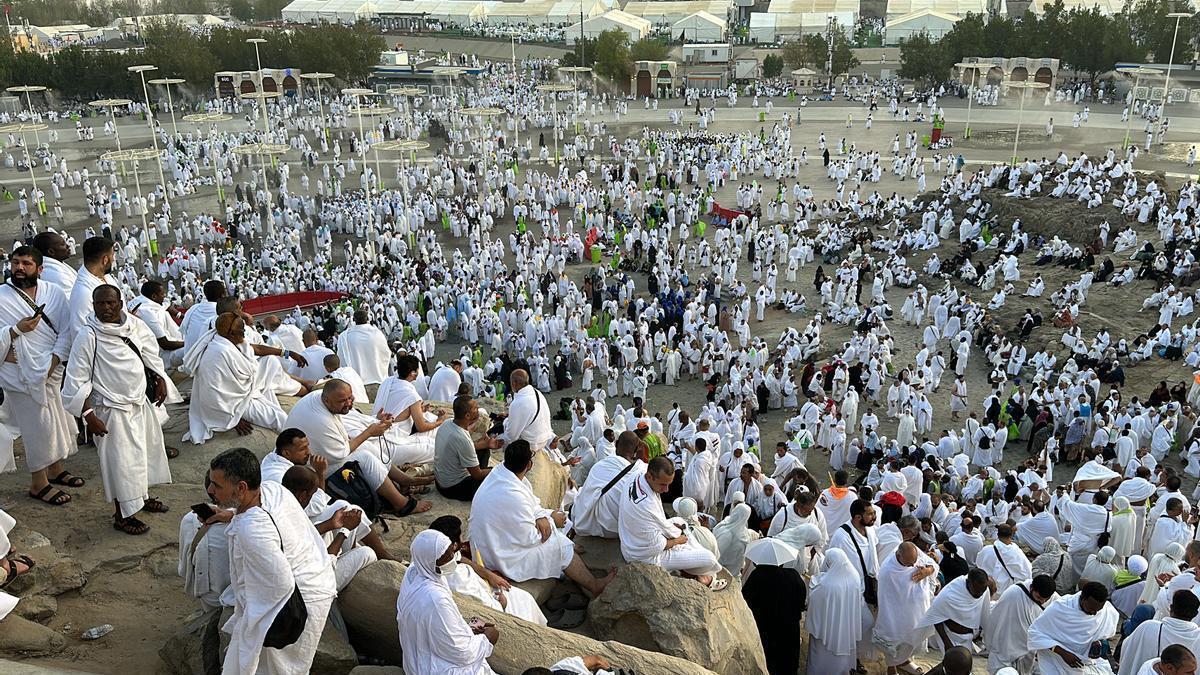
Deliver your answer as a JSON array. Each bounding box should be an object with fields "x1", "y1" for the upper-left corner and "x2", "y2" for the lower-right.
[
  {"x1": 0, "y1": 246, "x2": 82, "y2": 505},
  {"x1": 207, "y1": 447, "x2": 337, "y2": 674}
]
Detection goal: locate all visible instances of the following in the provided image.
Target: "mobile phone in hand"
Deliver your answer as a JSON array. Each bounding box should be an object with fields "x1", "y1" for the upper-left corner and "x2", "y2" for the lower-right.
[{"x1": 191, "y1": 503, "x2": 216, "y2": 521}]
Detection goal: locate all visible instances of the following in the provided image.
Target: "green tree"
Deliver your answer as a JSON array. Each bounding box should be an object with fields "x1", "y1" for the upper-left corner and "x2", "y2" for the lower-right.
[
  {"x1": 762, "y1": 53, "x2": 784, "y2": 78},
  {"x1": 592, "y1": 29, "x2": 631, "y2": 83},
  {"x1": 1126, "y1": 0, "x2": 1191, "y2": 63},
  {"x1": 630, "y1": 37, "x2": 669, "y2": 62},
  {"x1": 898, "y1": 31, "x2": 947, "y2": 84},
  {"x1": 830, "y1": 31, "x2": 860, "y2": 78},
  {"x1": 229, "y1": 0, "x2": 255, "y2": 22},
  {"x1": 560, "y1": 36, "x2": 598, "y2": 68},
  {"x1": 780, "y1": 34, "x2": 825, "y2": 69}
]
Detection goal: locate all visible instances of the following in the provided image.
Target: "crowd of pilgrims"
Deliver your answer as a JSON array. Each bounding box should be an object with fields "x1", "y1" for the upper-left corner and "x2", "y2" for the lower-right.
[{"x1": 6, "y1": 54, "x2": 1200, "y2": 675}]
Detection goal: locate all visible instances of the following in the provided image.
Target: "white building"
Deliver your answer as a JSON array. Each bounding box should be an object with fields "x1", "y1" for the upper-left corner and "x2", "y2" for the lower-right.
[
  {"x1": 884, "y1": 9, "x2": 962, "y2": 43},
  {"x1": 623, "y1": 0, "x2": 733, "y2": 28},
  {"x1": 565, "y1": 9, "x2": 651, "y2": 44},
  {"x1": 883, "y1": 0, "x2": 987, "y2": 20}
]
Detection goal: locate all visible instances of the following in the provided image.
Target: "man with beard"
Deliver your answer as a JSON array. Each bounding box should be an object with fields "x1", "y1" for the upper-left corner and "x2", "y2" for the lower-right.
[
  {"x1": 66, "y1": 237, "x2": 123, "y2": 348},
  {"x1": 62, "y1": 285, "x2": 173, "y2": 535},
  {"x1": 0, "y1": 246, "x2": 82, "y2": 505}
]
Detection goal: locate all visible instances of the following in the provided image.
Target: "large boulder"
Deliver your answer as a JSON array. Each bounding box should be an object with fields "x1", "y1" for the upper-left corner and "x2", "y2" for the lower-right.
[
  {"x1": 340, "y1": 561, "x2": 719, "y2": 675},
  {"x1": 0, "y1": 659, "x2": 99, "y2": 674},
  {"x1": 527, "y1": 437, "x2": 568, "y2": 509},
  {"x1": 0, "y1": 614, "x2": 67, "y2": 657},
  {"x1": 158, "y1": 606, "x2": 223, "y2": 675},
  {"x1": 586, "y1": 563, "x2": 768, "y2": 675}
]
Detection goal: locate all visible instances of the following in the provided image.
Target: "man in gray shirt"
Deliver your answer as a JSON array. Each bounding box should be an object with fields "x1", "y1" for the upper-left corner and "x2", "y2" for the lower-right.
[{"x1": 435, "y1": 396, "x2": 502, "y2": 501}]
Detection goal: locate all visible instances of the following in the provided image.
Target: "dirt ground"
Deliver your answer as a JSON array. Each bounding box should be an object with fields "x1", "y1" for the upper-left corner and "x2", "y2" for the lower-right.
[{"x1": 0, "y1": 89, "x2": 1193, "y2": 674}]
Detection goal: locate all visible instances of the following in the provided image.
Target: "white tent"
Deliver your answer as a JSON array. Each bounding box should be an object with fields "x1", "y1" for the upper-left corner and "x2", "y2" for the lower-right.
[
  {"x1": 883, "y1": 0, "x2": 985, "y2": 20},
  {"x1": 749, "y1": 13, "x2": 777, "y2": 42},
  {"x1": 673, "y1": 11, "x2": 726, "y2": 42},
  {"x1": 623, "y1": 0, "x2": 733, "y2": 27},
  {"x1": 885, "y1": 8, "x2": 960, "y2": 43},
  {"x1": 282, "y1": 0, "x2": 376, "y2": 23},
  {"x1": 565, "y1": 8, "x2": 651, "y2": 43}
]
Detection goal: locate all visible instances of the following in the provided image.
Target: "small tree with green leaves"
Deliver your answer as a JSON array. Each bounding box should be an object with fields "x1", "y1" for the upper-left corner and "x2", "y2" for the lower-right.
[{"x1": 762, "y1": 53, "x2": 784, "y2": 78}]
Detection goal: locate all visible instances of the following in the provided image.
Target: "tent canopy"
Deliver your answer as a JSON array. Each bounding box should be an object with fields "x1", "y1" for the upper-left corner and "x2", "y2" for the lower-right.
[{"x1": 673, "y1": 11, "x2": 726, "y2": 41}]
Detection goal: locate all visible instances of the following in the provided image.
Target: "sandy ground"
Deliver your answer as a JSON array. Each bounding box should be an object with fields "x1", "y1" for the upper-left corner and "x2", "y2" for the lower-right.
[{"x1": 0, "y1": 83, "x2": 1193, "y2": 674}]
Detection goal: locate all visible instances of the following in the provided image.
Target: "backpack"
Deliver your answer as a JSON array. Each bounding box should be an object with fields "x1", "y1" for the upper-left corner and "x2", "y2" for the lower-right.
[{"x1": 324, "y1": 461, "x2": 385, "y2": 521}]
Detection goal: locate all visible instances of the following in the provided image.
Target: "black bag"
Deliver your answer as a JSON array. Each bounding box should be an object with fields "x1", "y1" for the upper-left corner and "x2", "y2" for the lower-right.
[
  {"x1": 842, "y1": 524, "x2": 878, "y2": 605},
  {"x1": 325, "y1": 461, "x2": 384, "y2": 521},
  {"x1": 263, "y1": 512, "x2": 308, "y2": 649},
  {"x1": 1097, "y1": 512, "x2": 1111, "y2": 548},
  {"x1": 117, "y1": 336, "x2": 164, "y2": 402}
]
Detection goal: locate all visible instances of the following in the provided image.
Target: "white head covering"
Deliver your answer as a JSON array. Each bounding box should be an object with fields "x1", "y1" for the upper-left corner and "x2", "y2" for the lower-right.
[
  {"x1": 397, "y1": 529, "x2": 453, "y2": 610},
  {"x1": 673, "y1": 497, "x2": 699, "y2": 521},
  {"x1": 714, "y1": 503, "x2": 757, "y2": 576},
  {"x1": 1127, "y1": 555, "x2": 1148, "y2": 576},
  {"x1": 805, "y1": 549, "x2": 863, "y2": 657}
]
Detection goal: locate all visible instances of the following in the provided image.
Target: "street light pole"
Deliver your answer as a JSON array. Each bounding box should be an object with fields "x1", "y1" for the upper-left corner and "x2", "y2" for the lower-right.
[
  {"x1": 1118, "y1": 66, "x2": 1161, "y2": 150},
  {"x1": 1157, "y1": 11, "x2": 1193, "y2": 144},
  {"x1": 1008, "y1": 80, "x2": 1048, "y2": 167},
  {"x1": 129, "y1": 65, "x2": 168, "y2": 205},
  {"x1": 247, "y1": 37, "x2": 270, "y2": 137}
]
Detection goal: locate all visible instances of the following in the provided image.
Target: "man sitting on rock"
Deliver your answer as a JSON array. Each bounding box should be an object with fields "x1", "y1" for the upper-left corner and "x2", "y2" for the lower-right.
[
  {"x1": 284, "y1": 380, "x2": 431, "y2": 516},
  {"x1": 573, "y1": 430, "x2": 646, "y2": 538},
  {"x1": 618, "y1": 456, "x2": 728, "y2": 591},
  {"x1": 282, "y1": 465, "x2": 385, "y2": 590},
  {"x1": 469, "y1": 440, "x2": 616, "y2": 597}
]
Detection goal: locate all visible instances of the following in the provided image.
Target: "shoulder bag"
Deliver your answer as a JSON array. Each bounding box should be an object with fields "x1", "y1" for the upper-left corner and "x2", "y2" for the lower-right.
[{"x1": 263, "y1": 511, "x2": 309, "y2": 649}]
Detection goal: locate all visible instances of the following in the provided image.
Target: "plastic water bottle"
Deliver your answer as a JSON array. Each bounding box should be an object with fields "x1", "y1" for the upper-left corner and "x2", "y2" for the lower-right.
[{"x1": 81, "y1": 624, "x2": 113, "y2": 640}]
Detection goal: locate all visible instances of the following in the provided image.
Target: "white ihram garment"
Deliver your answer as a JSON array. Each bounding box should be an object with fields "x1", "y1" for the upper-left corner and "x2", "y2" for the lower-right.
[
  {"x1": 182, "y1": 332, "x2": 286, "y2": 444},
  {"x1": 444, "y1": 551, "x2": 547, "y2": 625},
  {"x1": 62, "y1": 314, "x2": 173, "y2": 518},
  {"x1": 1027, "y1": 593, "x2": 1120, "y2": 675},
  {"x1": 282, "y1": 391, "x2": 390, "y2": 490},
  {"x1": 372, "y1": 376, "x2": 438, "y2": 465},
  {"x1": 221, "y1": 482, "x2": 337, "y2": 675},
  {"x1": 469, "y1": 464, "x2": 573, "y2": 581},
  {"x1": 806, "y1": 549, "x2": 863, "y2": 674},
  {"x1": 0, "y1": 281, "x2": 76, "y2": 472},
  {"x1": 573, "y1": 456, "x2": 645, "y2": 538},
  {"x1": 336, "y1": 323, "x2": 390, "y2": 385}
]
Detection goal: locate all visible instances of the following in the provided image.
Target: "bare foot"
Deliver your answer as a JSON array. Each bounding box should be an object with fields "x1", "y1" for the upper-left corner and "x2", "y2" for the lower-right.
[
  {"x1": 590, "y1": 566, "x2": 618, "y2": 596},
  {"x1": 413, "y1": 500, "x2": 432, "y2": 514},
  {"x1": 696, "y1": 574, "x2": 713, "y2": 586}
]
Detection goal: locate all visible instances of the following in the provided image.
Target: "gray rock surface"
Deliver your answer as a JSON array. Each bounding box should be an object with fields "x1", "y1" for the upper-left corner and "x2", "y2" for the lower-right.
[
  {"x1": 587, "y1": 562, "x2": 768, "y2": 675},
  {"x1": 0, "y1": 659, "x2": 99, "y2": 674},
  {"x1": 158, "y1": 606, "x2": 223, "y2": 675},
  {"x1": 340, "y1": 560, "x2": 720, "y2": 674},
  {"x1": 0, "y1": 614, "x2": 67, "y2": 657},
  {"x1": 13, "y1": 594, "x2": 57, "y2": 624}
]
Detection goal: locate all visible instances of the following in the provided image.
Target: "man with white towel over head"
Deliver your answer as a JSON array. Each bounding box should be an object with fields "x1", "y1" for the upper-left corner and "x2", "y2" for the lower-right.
[{"x1": 335, "y1": 310, "x2": 390, "y2": 386}]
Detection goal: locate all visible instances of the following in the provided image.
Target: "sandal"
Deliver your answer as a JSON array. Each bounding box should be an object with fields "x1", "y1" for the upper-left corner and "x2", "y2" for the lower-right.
[
  {"x1": 50, "y1": 471, "x2": 85, "y2": 488},
  {"x1": 709, "y1": 578, "x2": 729, "y2": 592},
  {"x1": 165, "y1": 446, "x2": 180, "y2": 459},
  {"x1": 897, "y1": 664, "x2": 926, "y2": 675},
  {"x1": 113, "y1": 515, "x2": 149, "y2": 535},
  {"x1": 143, "y1": 497, "x2": 170, "y2": 513},
  {"x1": 28, "y1": 484, "x2": 71, "y2": 506},
  {"x1": 0, "y1": 555, "x2": 33, "y2": 589}
]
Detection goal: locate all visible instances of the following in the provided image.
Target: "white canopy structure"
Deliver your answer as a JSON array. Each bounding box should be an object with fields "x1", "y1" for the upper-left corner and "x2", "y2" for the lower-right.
[
  {"x1": 373, "y1": 0, "x2": 487, "y2": 22},
  {"x1": 486, "y1": 0, "x2": 604, "y2": 25},
  {"x1": 883, "y1": 0, "x2": 986, "y2": 19},
  {"x1": 623, "y1": 0, "x2": 733, "y2": 28},
  {"x1": 282, "y1": 0, "x2": 377, "y2": 23},
  {"x1": 566, "y1": 9, "x2": 652, "y2": 43},
  {"x1": 885, "y1": 9, "x2": 961, "y2": 43},
  {"x1": 673, "y1": 11, "x2": 727, "y2": 42}
]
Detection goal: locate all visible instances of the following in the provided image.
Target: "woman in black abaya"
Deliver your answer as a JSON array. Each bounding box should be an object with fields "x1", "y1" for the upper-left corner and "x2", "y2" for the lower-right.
[{"x1": 741, "y1": 561, "x2": 806, "y2": 675}]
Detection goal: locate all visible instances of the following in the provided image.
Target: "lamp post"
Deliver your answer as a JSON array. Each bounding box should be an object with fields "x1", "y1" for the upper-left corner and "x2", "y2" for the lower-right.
[
  {"x1": 342, "y1": 87, "x2": 376, "y2": 193},
  {"x1": 231, "y1": 141, "x2": 289, "y2": 235},
  {"x1": 1118, "y1": 66, "x2": 1161, "y2": 150},
  {"x1": 6, "y1": 85, "x2": 48, "y2": 161},
  {"x1": 537, "y1": 83, "x2": 573, "y2": 167},
  {"x1": 246, "y1": 37, "x2": 271, "y2": 137},
  {"x1": 559, "y1": 65, "x2": 592, "y2": 134},
  {"x1": 1006, "y1": 80, "x2": 1048, "y2": 167},
  {"x1": 128, "y1": 65, "x2": 169, "y2": 206},
  {"x1": 182, "y1": 112, "x2": 232, "y2": 205},
  {"x1": 300, "y1": 71, "x2": 335, "y2": 140},
  {"x1": 1157, "y1": 11, "x2": 1193, "y2": 144},
  {"x1": 147, "y1": 76, "x2": 185, "y2": 138},
  {"x1": 0, "y1": 122, "x2": 48, "y2": 216},
  {"x1": 955, "y1": 62, "x2": 991, "y2": 140},
  {"x1": 102, "y1": 148, "x2": 159, "y2": 233}
]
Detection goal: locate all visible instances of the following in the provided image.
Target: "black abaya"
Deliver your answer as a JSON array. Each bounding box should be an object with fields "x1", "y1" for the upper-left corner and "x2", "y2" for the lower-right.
[{"x1": 741, "y1": 564, "x2": 806, "y2": 675}]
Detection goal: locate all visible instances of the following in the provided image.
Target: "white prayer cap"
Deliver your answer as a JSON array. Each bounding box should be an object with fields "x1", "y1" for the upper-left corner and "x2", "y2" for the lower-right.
[
  {"x1": 1127, "y1": 555, "x2": 1148, "y2": 576},
  {"x1": 995, "y1": 669, "x2": 1019, "y2": 675},
  {"x1": 731, "y1": 491, "x2": 746, "y2": 505}
]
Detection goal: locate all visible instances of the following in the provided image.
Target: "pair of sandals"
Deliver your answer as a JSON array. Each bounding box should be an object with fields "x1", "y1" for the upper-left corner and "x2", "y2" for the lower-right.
[
  {"x1": 0, "y1": 553, "x2": 34, "y2": 589},
  {"x1": 28, "y1": 471, "x2": 86, "y2": 506},
  {"x1": 113, "y1": 498, "x2": 170, "y2": 535}
]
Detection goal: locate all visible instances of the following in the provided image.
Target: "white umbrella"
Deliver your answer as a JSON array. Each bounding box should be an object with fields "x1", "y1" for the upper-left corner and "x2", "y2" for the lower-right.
[{"x1": 744, "y1": 538, "x2": 800, "y2": 567}]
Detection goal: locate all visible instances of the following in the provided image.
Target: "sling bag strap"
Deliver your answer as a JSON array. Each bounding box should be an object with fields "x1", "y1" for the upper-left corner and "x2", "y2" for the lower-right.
[
  {"x1": 992, "y1": 543, "x2": 1014, "y2": 579},
  {"x1": 842, "y1": 523, "x2": 870, "y2": 578},
  {"x1": 5, "y1": 282, "x2": 55, "y2": 333},
  {"x1": 1052, "y1": 554, "x2": 1065, "y2": 580},
  {"x1": 599, "y1": 462, "x2": 636, "y2": 500}
]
